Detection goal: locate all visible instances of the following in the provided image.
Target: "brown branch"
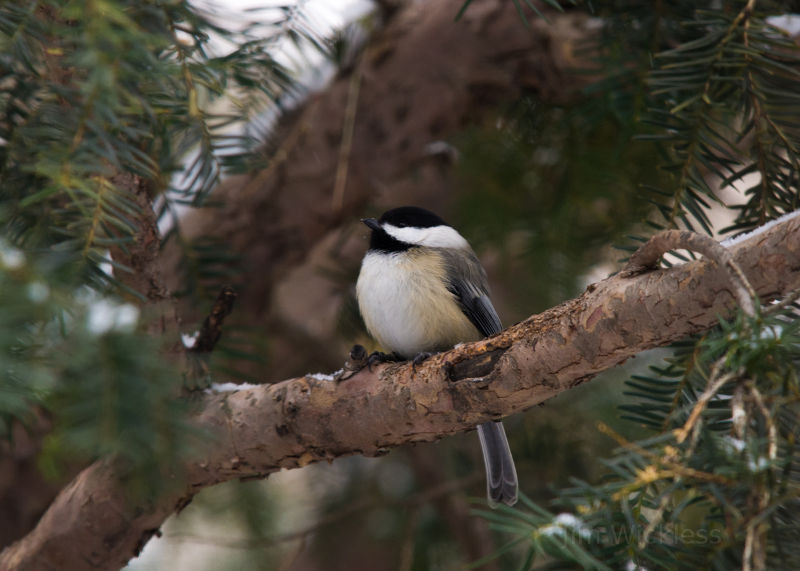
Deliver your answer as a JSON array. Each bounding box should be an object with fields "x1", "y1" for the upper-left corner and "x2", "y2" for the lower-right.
[
  {"x1": 185, "y1": 286, "x2": 238, "y2": 389},
  {"x1": 623, "y1": 228, "x2": 758, "y2": 316},
  {"x1": 107, "y1": 173, "x2": 182, "y2": 350},
  {"x1": 189, "y1": 286, "x2": 238, "y2": 353},
  {"x1": 3, "y1": 215, "x2": 800, "y2": 570},
  {"x1": 107, "y1": 173, "x2": 171, "y2": 306}
]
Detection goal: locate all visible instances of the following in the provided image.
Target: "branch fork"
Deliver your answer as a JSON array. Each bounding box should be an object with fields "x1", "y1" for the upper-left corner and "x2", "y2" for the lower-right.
[{"x1": 623, "y1": 229, "x2": 757, "y2": 316}]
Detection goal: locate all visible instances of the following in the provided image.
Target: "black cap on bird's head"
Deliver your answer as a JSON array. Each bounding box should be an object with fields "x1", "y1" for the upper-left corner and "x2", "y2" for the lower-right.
[
  {"x1": 377, "y1": 206, "x2": 448, "y2": 229},
  {"x1": 362, "y1": 206, "x2": 453, "y2": 253}
]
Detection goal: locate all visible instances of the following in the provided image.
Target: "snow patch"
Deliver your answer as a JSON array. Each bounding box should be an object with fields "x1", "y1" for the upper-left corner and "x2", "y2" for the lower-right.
[
  {"x1": 748, "y1": 456, "x2": 770, "y2": 473},
  {"x1": 210, "y1": 381, "x2": 261, "y2": 392},
  {"x1": 181, "y1": 331, "x2": 200, "y2": 349},
  {"x1": 540, "y1": 513, "x2": 592, "y2": 540},
  {"x1": 721, "y1": 208, "x2": 800, "y2": 248},
  {"x1": 767, "y1": 14, "x2": 800, "y2": 36},
  {"x1": 722, "y1": 436, "x2": 746, "y2": 453},
  {"x1": 308, "y1": 371, "x2": 339, "y2": 382}
]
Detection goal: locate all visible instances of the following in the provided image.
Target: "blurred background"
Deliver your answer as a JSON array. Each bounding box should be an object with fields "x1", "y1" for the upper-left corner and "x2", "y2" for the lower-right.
[{"x1": 5, "y1": 0, "x2": 795, "y2": 569}]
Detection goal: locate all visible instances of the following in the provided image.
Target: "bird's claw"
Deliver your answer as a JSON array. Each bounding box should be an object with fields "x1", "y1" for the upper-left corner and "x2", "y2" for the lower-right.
[
  {"x1": 336, "y1": 345, "x2": 434, "y2": 380},
  {"x1": 411, "y1": 351, "x2": 434, "y2": 371},
  {"x1": 335, "y1": 345, "x2": 402, "y2": 379},
  {"x1": 367, "y1": 350, "x2": 401, "y2": 371},
  {"x1": 336, "y1": 344, "x2": 369, "y2": 381}
]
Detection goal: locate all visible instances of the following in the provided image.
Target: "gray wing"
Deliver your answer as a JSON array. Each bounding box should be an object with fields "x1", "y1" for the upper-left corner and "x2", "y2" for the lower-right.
[
  {"x1": 440, "y1": 249, "x2": 503, "y2": 337},
  {"x1": 440, "y1": 249, "x2": 517, "y2": 506}
]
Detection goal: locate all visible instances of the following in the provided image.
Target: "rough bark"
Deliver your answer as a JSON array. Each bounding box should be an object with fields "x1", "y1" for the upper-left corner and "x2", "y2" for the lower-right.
[{"x1": 3, "y1": 211, "x2": 799, "y2": 571}]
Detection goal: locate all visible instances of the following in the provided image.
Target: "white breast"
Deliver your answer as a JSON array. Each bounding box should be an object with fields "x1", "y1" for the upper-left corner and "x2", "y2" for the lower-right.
[{"x1": 356, "y1": 250, "x2": 480, "y2": 358}]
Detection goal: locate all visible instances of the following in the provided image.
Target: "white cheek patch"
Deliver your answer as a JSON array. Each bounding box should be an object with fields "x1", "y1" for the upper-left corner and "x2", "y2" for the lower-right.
[{"x1": 383, "y1": 224, "x2": 470, "y2": 249}]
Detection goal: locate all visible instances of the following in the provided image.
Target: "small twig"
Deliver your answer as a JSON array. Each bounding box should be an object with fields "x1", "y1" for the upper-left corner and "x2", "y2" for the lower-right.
[
  {"x1": 185, "y1": 286, "x2": 237, "y2": 389},
  {"x1": 331, "y1": 65, "x2": 363, "y2": 212},
  {"x1": 598, "y1": 423, "x2": 734, "y2": 486},
  {"x1": 638, "y1": 486, "x2": 675, "y2": 549},
  {"x1": 743, "y1": 523, "x2": 755, "y2": 571},
  {"x1": 763, "y1": 288, "x2": 800, "y2": 316},
  {"x1": 748, "y1": 384, "x2": 777, "y2": 462},
  {"x1": 685, "y1": 358, "x2": 734, "y2": 454},
  {"x1": 740, "y1": 382, "x2": 772, "y2": 571},
  {"x1": 623, "y1": 229, "x2": 757, "y2": 317},
  {"x1": 744, "y1": 501, "x2": 769, "y2": 571},
  {"x1": 397, "y1": 506, "x2": 420, "y2": 571},
  {"x1": 675, "y1": 367, "x2": 737, "y2": 444},
  {"x1": 732, "y1": 383, "x2": 747, "y2": 440},
  {"x1": 189, "y1": 286, "x2": 238, "y2": 354}
]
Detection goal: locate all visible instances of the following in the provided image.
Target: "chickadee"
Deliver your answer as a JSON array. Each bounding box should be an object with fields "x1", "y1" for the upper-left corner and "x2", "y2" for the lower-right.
[{"x1": 356, "y1": 206, "x2": 518, "y2": 507}]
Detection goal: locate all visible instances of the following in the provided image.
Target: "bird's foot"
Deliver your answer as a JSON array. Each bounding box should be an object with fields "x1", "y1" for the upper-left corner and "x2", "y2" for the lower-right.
[
  {"x1": 336, "y1": 344, "x2": 369, "y2": 381},
  {"x1": 336, "y1": 346, "x2": 402, "y2": 380},
  {"x1": 411, "y1": 351, "x2": 435, "y2": 371},
  {"x1": 367, "y1": 350, "x2": 402, "y2": 371}
]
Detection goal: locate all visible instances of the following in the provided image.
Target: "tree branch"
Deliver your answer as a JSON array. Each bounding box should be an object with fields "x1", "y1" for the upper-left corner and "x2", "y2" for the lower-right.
[{"x1": 3, "y1": 213, "x2": 800, "y2": 570}]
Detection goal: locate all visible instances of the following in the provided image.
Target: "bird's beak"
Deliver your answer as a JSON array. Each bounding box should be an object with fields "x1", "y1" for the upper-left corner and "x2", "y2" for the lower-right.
[{"x1": 361, "y1": 218, "x2": 380, "y2": 231}]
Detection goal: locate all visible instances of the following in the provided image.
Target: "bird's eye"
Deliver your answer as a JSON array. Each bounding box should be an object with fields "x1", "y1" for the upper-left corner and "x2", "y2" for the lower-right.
[{"x1": 396, "y1": 222, "x2": 407, "y2": 228}]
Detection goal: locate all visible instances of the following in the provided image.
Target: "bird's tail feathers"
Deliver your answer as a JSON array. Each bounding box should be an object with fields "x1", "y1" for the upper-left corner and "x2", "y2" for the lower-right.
[{"x1": 476, "y1": 421, "x2": 518, "y2": 507}]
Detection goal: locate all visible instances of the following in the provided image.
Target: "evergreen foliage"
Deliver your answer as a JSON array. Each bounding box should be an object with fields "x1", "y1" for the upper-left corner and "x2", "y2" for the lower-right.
[
  {"x1": 478, "y1": 306, "x2": 800, "y2": 569},
  {"x1": 0, "y1": 244, "x2": 191, "y2": 497},
  {"x1": 0, "y1": 0, "x2": 322, "y2": 495},
  {"x1": 470, "y1": 1, "x2": 800, "y2": 569}
]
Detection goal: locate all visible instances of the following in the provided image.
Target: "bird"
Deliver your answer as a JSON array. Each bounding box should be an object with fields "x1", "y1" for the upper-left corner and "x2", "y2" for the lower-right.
[{"x1": 356, "y1": 205, "x2": 518, "y2": 507}]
